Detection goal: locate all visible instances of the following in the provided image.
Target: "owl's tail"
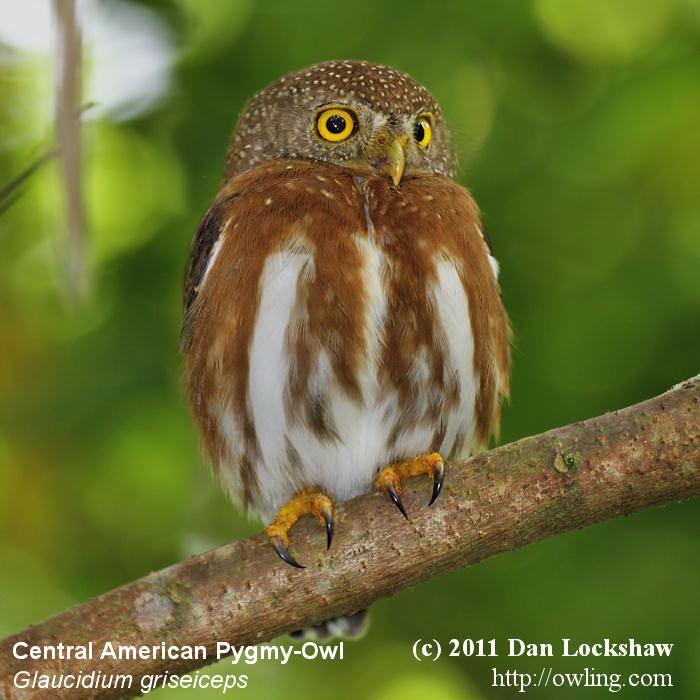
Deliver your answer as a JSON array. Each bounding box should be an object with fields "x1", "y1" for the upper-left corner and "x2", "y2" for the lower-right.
[{"x1": 289, "y1": 609, "x2": 369, "y2": 641}]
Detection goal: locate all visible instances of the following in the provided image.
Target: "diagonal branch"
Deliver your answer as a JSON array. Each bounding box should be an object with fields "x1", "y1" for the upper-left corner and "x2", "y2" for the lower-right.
[
  {"x1": 1, "y1": 377, "x2": 698, "y2": 699},
  {"x1": 0, "y1": 103, "x2": 94, "y2": 218},
  {"x1": 0, "y1": 149, "x2": 59, "y2": 215}
]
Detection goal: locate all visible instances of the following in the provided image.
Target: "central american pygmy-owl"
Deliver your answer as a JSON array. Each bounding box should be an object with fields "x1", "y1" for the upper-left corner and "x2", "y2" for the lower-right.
[{"x1": 182, "y1": 60, "x2": 510, "y2": 636}]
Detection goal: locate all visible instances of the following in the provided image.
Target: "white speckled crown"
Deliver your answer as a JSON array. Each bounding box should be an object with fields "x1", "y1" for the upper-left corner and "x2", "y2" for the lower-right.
[{"x1": 225, "y1": 60, "x2": 454, "y2": 179}]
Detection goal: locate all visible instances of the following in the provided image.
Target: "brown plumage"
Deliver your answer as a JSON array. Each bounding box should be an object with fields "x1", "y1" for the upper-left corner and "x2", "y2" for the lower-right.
[{"x1": 182, "y1": 61, "x2": 510, "y2": 622}]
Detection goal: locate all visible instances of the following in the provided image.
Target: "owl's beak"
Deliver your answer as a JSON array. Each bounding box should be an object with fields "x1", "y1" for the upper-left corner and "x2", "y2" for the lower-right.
[{"x1": 385, "y1": 136, "x2": 407, "y2": 186}]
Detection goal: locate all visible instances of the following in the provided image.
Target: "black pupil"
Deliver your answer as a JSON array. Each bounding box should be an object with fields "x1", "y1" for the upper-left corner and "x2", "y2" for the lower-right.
[
  {"x1": 415, "y1": 121, "x2": 425, "y2": 143},
  {"x1": 326, "y1": 114, "x2": 347, "y2": 134}
]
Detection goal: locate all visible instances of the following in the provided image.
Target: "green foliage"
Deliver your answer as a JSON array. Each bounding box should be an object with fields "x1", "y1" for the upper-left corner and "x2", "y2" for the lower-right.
[{"x1": 0, "y1": 1, "x2": 698, "y2": 698}]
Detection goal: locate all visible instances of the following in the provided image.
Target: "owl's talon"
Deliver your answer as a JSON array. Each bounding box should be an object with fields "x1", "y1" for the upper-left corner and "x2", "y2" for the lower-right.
[
  {"x1": 266, "y1": 489, "x2": 335, "y2": 568},
  {"x1": 376, "y1": 452, "x2": 446, "y2": 517},
  {"x1": 270, "y1": 535, "x2": 305, "y2": 569},
  {"x1": 429, "y1": 457, "x2": 445, "y2": 506},
  {"x1": 322, "y1": 505, "x2": 334, "y2": 549},
  {"x1": 386, "y1": 482, "x2": 408, "y2": 519}
]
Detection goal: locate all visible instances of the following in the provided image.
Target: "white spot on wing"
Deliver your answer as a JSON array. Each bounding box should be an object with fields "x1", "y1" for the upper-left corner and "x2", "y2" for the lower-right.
[{"x1": 200, "y1": 221, "x2": 228, "y2": 290}]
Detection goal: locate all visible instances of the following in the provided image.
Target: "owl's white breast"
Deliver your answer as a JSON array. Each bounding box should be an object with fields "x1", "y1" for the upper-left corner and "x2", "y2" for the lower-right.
[{"x1": 218, "y1": 239, "x2": 480, "y2": 521}]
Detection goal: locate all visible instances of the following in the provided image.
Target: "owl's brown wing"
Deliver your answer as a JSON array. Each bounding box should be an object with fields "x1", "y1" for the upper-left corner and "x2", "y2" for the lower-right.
[{"x1": 182, "y1": 194, "x2": 238, "y2": 350}]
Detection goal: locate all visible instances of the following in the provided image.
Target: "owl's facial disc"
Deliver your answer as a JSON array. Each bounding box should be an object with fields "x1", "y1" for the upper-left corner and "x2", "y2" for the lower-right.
[
  {"x1": 226, "y1": 61, "x2": 456, "y2": 180},
  {"x1": 313, "y1": 105, "x2": 433, "y2": 185}
]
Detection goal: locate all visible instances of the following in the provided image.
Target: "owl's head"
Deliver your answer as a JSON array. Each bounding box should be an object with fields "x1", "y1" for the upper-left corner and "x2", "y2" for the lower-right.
[{"x1": 226, "y1": 60, "x2": 455, "y2": 184}]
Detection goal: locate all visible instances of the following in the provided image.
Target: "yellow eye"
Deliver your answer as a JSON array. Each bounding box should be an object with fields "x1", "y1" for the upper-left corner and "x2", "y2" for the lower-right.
[
  {"x1": 315, "y1": 106, "x2": 357, "y2": 142},
  {"x1": 415, "y1": 114, "x2": 432, "y2": 149}
]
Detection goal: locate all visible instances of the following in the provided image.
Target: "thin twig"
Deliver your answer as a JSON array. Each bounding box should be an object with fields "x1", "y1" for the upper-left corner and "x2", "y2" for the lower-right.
[
  {"x1": 54, "y1": 0, "x2": 87, "y2": 299},
  {"x1": 0, "y1": 149, "x2": 59, "y2": 209},
  {"x1": 0, "y1": 104, "x2": 94, "y2": 216}
]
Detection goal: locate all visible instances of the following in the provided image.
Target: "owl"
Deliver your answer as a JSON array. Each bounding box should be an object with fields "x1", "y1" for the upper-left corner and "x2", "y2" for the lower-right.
[{"x1": 182, "y1": 60, "x2": 510, "y2": 635}]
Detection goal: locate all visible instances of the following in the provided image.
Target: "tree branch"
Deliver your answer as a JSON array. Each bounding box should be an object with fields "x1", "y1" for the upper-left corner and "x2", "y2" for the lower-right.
[{"x1": 1, "y1": 377, "x2": 698, "y2": 699}]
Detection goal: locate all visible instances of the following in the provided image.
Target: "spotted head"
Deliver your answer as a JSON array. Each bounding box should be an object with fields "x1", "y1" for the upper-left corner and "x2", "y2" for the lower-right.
[{"x1": 226, "y1": 60, "x2": 455, "y2": 184}]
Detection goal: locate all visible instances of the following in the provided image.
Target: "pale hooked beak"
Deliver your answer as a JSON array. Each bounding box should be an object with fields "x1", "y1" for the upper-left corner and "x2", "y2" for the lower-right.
[{"x1": 385, "y1": 136, "x2": 407, "y2": 186}]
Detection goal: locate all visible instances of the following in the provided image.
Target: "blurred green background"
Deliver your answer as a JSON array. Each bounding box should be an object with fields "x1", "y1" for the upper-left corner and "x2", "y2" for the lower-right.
[{"x1": 0, "y1": 0, "x2": 699, "y2": 698}]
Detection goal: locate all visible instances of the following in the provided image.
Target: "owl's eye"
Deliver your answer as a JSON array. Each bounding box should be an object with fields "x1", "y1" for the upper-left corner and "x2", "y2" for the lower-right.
[
  {"x1": 315, "y1": 106, "x2": 358, "y2": 143},
  {"x1": 414, "y1": 114, "x2": 432, "y2": 150}
]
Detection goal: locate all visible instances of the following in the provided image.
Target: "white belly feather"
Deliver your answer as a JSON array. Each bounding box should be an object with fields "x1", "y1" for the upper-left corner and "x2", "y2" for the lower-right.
[{"x1": 225, "y1": 240, "x2": 478, "y2": 520}]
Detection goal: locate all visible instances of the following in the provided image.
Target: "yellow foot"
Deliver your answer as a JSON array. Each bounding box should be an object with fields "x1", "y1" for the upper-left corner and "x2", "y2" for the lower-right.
[
  {"x1": 266, "y1": 489, "x2": 334, "y2": 569},
  {"x1": 375, "y1": 452, "x2": 445, "y2": 519}
]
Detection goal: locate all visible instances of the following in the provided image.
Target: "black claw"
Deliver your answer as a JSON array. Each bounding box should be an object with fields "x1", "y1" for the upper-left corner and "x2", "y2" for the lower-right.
[
  {"x1": 270, "y1": 535, "x2": 305, "y2": 569},
  {"x1": 323, "y1": 508, "x2": 334, "y2": 550},
  {"x1": 429, "y1": 460, "x2": 445, "y2": 506},
  {"x1": 387, "y1": 482, "x2": 408, "y2": 519}
]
